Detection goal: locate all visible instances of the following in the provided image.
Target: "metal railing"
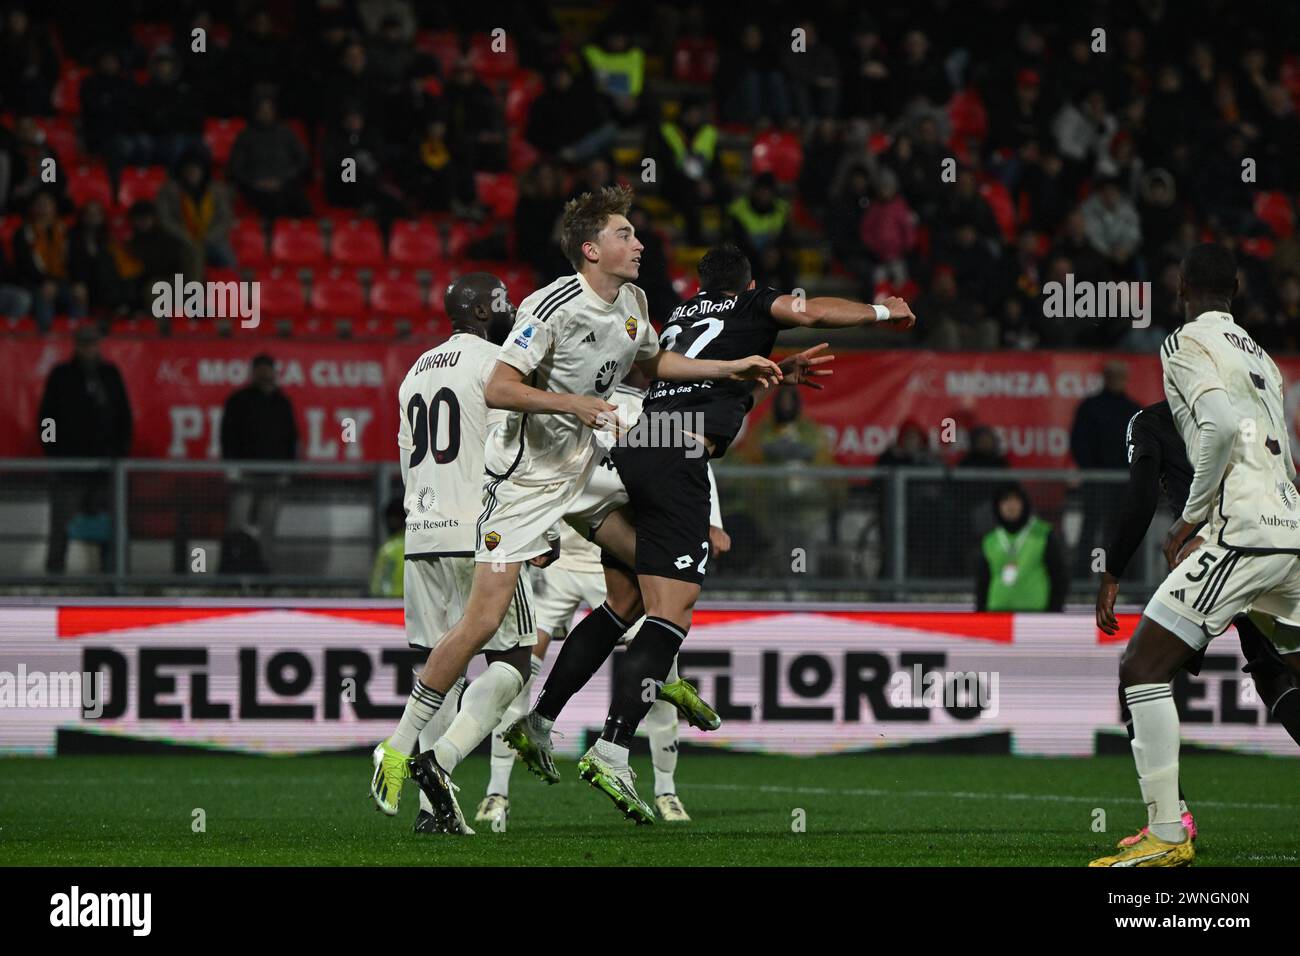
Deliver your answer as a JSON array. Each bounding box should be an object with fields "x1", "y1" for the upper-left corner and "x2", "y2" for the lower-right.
[{"x1": 0, "y1": 459, "x2": 1168, "y2": 602}]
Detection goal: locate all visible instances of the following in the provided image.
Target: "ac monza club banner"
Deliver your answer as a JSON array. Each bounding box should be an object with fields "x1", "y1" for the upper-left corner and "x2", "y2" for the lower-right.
[
  {"x1": 755, "y1": 350, "x2": 1300, "y2": 468},
  {"x1": 2, "y1": 341, "x2": 1300, "y2": 466},
  {"x1": 1, "y1": 605, "x2": 1294, "y2": 757},
  {"x1": 0, "y1": 338, "x2": 426, "y2": 461}
]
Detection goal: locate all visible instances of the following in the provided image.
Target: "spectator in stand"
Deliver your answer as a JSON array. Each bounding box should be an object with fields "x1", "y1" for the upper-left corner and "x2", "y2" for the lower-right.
[
  {"x1": 653, "y1": 96, "x2": 723, "y2": 244},
  {"x1": 37, "y1": 326, "x2": 133, "y2": 572},
  {"x1": 826, "y1": 164, "x2": 873, "y2": 290},
  {"x1": 728, "y1": 172, "x2": 792, "y2": 288},
  {"x1": 718, "y1": 22, "x2": 789, "y2": 126},
  {"x1": 937, "y1": 170, "x2": 1000, "y2": 247},
  {"x1": 842, "y1": 16, "x2": 892, "y2": 122},
  {"x1": 156, "y1": 151, "x2": 236, "y2": 276},
  {"x1": 975, "y1": 482, "x2": 1067, "y2": 612},
  {"x1": 780, "y1": 20, "x2": 840, "y2": 119},
  {"x1": 321, "y1": 102, "x2": 402, "y2": 227},
  {"x1": 960, "y1": 426, "x2": 1008, "y2": 469},
  {"x1": 581, "y1": 23, "x2": 646, "y2": 127},
  {"x1": 990, "y1": 69, "x2": 1053, "y2": 160},
  {"x1": 860, "y1": 168, "x2": 916, "y2": 286},
  {"x1": 80, "y1": 48, "x2": 148, "y2": 181},
  {"x1": 895, "y1": 29, "x2": 950, "y2": 108},
  {"x1": 1053, "y1": 88, "x2": 1117, "y2": 186},
  {"x1": 525, "y1": 62, "x2": 615, "y2": 164},
  {"x1": 627, "y1": 204, "x2": 676, "y2": 320},
  {"x1": 116, "y1": 200, "x2": 192, "y2": 311},
  {"x1": 443, "y1": 56, "x2": 507, "y2": 172},
  {"x1": 409, "y1": 113, "x2": 476, "y2": 215},
  {"x1": 220, "y1": 354, "x2": 297, "y2": 573},
  {"x1": 0, "y1": 7, "x2": 57, "y2": 115},
  {"x1": 917, "y1": 264, "x2": 998, "y2": 350},
  {"x1": 178, "y1": 8, "x2": 233, "y2": 116},
  {"x1": 3, "y1": 115, "x2": 68, "y2": 214},
  {"x1": 879, "y1": 420, "x2": 940, "y2": 468},
  {"x1": 1069, "y1": 360, "x2": 1141, "y2": 575},
  {"x1": 137, "y1": 46, "x2": 204, "y2": 169},
  {"x1": 221, "y1": 354, "x2": 297, "y2": 461},
  {"x1": 367, "y1": 15, "x2": 422, "y2": 140},
  {"x1": 13, "y1": 191, "x2": 85, "y2": 330},
  {"x1": 891, "y1": 115, "x2": 948, "y2": 223},
  {"x1": 1050, "y1": 208, "x2": 1108, "y2": 283},
  {"x1": 228, "y1": 9, "x2": 291, "y2": 116},
  {"x1": 798, "y1": 118, "x2": 846, "y2": 217},
  {"x1": 513, "y1": 160, "x2": 569, "y2": 281},
  {"x1": 940, "y1": 218, "x2": 1001, "y2": 311},
  {"x1": 228, "y1": 95, "x2": 312, "y2": 219},
  {"x1": 324, "y1": 37, "x2": 380, "y2": 128},
  {"x1": 1080, "y1": 175, "x2": 1142, "y2": 276},
  {"x1": 67, "y1": 200, "x2": 125, "y2": 314}
]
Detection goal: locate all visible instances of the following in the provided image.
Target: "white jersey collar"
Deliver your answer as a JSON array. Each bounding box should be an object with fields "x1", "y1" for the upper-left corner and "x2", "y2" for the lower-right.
[
  {"x1": 1191, "y1": 310, "x2": 1235, "y2": 324},
  {"x1": 576, "y1": 271, "x2": 624, "y2": 313}
]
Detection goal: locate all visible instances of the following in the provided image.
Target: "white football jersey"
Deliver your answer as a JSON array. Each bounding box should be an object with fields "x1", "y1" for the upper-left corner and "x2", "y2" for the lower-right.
[
  {"x1": 1162, "y1": 311, "x2": 1300, "y2": 552},
  {"x1": 486, "y1": 272, "x2": 660, "y2": 487},
  {"x1": 398, "y1": 332, "x2": 504, "y2": 555}
]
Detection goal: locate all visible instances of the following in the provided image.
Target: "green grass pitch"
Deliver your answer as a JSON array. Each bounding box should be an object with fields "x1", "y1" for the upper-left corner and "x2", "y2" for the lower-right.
[{"x1": 1, "y1": 752, "x2": 1295, "y2": 866}]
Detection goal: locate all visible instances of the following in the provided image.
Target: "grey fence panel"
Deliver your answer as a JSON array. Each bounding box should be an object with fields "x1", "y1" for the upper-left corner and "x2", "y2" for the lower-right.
[{"x1": 0, "y1": 460, "x2": 1168, "y2": 601}]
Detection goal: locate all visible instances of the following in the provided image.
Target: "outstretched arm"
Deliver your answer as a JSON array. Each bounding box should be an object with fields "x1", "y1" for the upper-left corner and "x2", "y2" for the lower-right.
[
  {"x1": 770, "y1": 294, "x2": 915, "y2": 330},
  {"x1": 636, "y1": 349, "x2": 782, "y2": 387}
]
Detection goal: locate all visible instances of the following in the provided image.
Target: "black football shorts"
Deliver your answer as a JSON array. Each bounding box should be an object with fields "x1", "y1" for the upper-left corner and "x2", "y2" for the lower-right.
[{"x1": 611, "y1": 441, "x2": 712, "y2": 584}]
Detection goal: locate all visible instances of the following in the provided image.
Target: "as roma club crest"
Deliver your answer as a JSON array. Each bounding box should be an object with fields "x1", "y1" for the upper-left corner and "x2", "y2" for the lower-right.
[
  {"x1": 484, "y1": 531, "x2": 501, "y2": 551},
  {"x1": 625, "y1": 316, "x2": 638, "y2": 340}
]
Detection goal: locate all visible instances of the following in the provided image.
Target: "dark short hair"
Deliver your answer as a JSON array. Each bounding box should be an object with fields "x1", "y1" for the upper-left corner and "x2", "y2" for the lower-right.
[
  {"x1": 698, "y1": 242, "x2": 752, "y2": 292},
  {"x1": 1181, "y1": 243, "x2": 1237, "y2": 298},
  {"x1": 251, "y1": 353, "x2": 274, "y2": 369}
]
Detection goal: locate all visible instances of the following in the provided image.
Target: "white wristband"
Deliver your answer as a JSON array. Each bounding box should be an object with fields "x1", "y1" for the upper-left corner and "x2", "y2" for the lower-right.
[{"x1": 872, "y1": 304, "x2": 890, "y2": 322}]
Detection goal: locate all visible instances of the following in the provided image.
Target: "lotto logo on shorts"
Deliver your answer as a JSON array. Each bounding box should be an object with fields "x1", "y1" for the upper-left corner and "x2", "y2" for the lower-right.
[
  {"x1": 484, "y1": 531, "x2": 501, "y2": 551},
  {"x1": 625, "y1": 316, "x2": 638, "y2": 339},
  {"x1": 674, "y1": 554, "x2": 693, "y2": 569}
]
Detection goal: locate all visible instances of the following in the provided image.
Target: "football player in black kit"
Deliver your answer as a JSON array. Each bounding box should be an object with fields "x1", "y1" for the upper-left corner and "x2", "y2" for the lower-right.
[
  {"x1": 509, "y1": 242, "x2": 915, "y2": 822},
  {"x1": 1096, "y1": 399, "x2": 1300, "y2": 848}
]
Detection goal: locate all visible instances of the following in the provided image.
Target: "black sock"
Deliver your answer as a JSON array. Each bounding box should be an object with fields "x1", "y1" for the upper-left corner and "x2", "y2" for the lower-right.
[
  {"x1": 1272, "y1": 687, "x2": 1300, "y2": 748},
  {"x1": 534, "y1": 603, "x2": 630, "y2": 721},
  {"x1": 601, "y1": 617, "x2": 685, "y2": 747},
  {"x1": 1120, "y1": 685, "x2": 1186, "y2": 803}
]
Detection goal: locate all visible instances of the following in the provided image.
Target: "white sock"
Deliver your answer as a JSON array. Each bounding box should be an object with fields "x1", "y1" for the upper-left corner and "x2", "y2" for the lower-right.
[
  {"x1": 390, "y1": 677, "x2": 445, "y2": 755},
  {"x1": 528, "y1": 710, "x2": 555, "y2": 735},
  {"x1": 417, "y1": 678, "x2": 464, "y2": 815},
  {"x1": 433, "y1": 660, "x2": 525, "y2": 776},
  {"x1": 488, "y1": 657, "x2": 540, "y2": 797},
  {"x1": 1125, "y1": 683, "x2": 1185, "y2": 843},
  {"x1": 593, "y1": 736, "x2": 629, "y2": 768},
  {"x1": 645, "y1": 699, "x2": 679, "y2": 796}
]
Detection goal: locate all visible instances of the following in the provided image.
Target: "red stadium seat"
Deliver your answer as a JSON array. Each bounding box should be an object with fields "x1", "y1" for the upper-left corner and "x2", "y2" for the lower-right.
[
  {"x1": 1254, "y1": 191, "x2": 1295, "y2": 239},
  {"x1": 979, "y1": 180, "x2": 1017, "y2": 243},
  {"x1": 750, "y1": 131, "x2": 803, "y2": 183},
  {"x1": 34, "y1": 117, "x2": 79, "y2": 165},
  {"x1": 475, "y1": 172, "x2": 519, "y2": 219},
  {"x1": 427, "y1": 277, "x2": 450, "y2": 316},
  {"x1": 329, "y1": 219, "x2": 385, "y2": 268},
  {"x1": 205, "y1": 266, "x2": 243, "y2": 286},
  {"x1": 0, "y1": 316, "x2": 37, "y2": 336},
  {"x1": 948, "y1": 87, "x2": 989, "y2": 147},
  {"x1": 309, "y1": 271, "x2": 365, "y2": 317},
  {"x1": 508, "y1": 133, "x2": 540, "y2": 174},
  {"x1": 231, "y1": 219, "x2": 268, "y2": 268},
  {"x1": 0, "y1": 214, "x2": 21, "y2": 255},
  {"x1": 672, "y1": 38, "x2": 719, "y2": 85},
  {"x1": 52, "y1": 66, "x2": 86, "y2": 115},
  {"x1": 389, "y1": 220, "x2": 442, "y2": 267},
  {"x1": 370, "y1": 273, "x2": 426, "y2": 318},
  {"x1": 271, "y1": 219, "x2": 325, "y2": 267},
  {"x1": 415, "y1": 31, "x2": 463, "y2": 77},
  {"x1": 131, "y1": 21, "x2": 175, "y2": 53},
  {"x1": 67, "y1": 165, "x2": 114, "y2": 208},
  {"x1": 405, "y1": 315, "x2": 451, "y2": 342},
  {"x1": 468, "y1": 32, "x2": 519, "y2": 79},
  {"x1": 504, "y1": 71, "x2": 543, "y2": 128},
  {"x1": 258, "y1": 270, "x2": 308, "y2": 318},
  {"x1": 283, "y1": 314, "x2": 331, "y2": 338},
  {"x1": 1240, "y1": 236, "x2": 1276, "y2": 259},
  {"x1": 117, "y1": 166, "x2": 167, "y2": 207},
  {"x1": 203, "y1": 118, "x2": 246, "y2": 167}
]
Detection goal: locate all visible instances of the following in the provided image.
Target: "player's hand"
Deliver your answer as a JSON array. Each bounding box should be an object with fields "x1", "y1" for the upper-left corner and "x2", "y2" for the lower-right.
[
  {"x1": 879, "y1": 296, "x2": 916, "y2": 331},
  {"x1": 708, "y1": 525, "x2": 731, "y2": 555},
  {"x1": 529, "y1": 537, "x2": 561, "y2": 569},
  {"x1": 1095, "y1": 571, "x2": 1120, "y2": 635},
  {"x1": 1162, "y1": 517, "x2": 1199, "y2": 568},
  {"x1": 1173, "y1": 534, "x2": 1204, "y2": 569},
  {"x1": 779, "y1": 343, "x2": 835, "y2": 390},
  {"x1": 569, "y1": 395, "x2": 619, "y2": 430},
  {"x1": 724, "y1": 355, "x2": 782, "y2": 388}
]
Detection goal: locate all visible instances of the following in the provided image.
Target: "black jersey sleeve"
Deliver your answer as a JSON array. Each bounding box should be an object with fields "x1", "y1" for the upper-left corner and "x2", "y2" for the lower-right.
[
  {"x1": 753, "y1": 287, "x2": 782, "y2": 324},
  {"x1": 1125, "y1": 409, "x2": 1163, "y2": 467},
  {"x1": 1105, "y1": 453, "x2": 1162, "y2": 578}
]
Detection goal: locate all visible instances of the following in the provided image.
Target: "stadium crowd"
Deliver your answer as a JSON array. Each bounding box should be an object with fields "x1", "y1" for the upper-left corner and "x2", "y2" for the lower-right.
[{"x1": 0, "y1": 0, "x2": 1295, "y2": 352}]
